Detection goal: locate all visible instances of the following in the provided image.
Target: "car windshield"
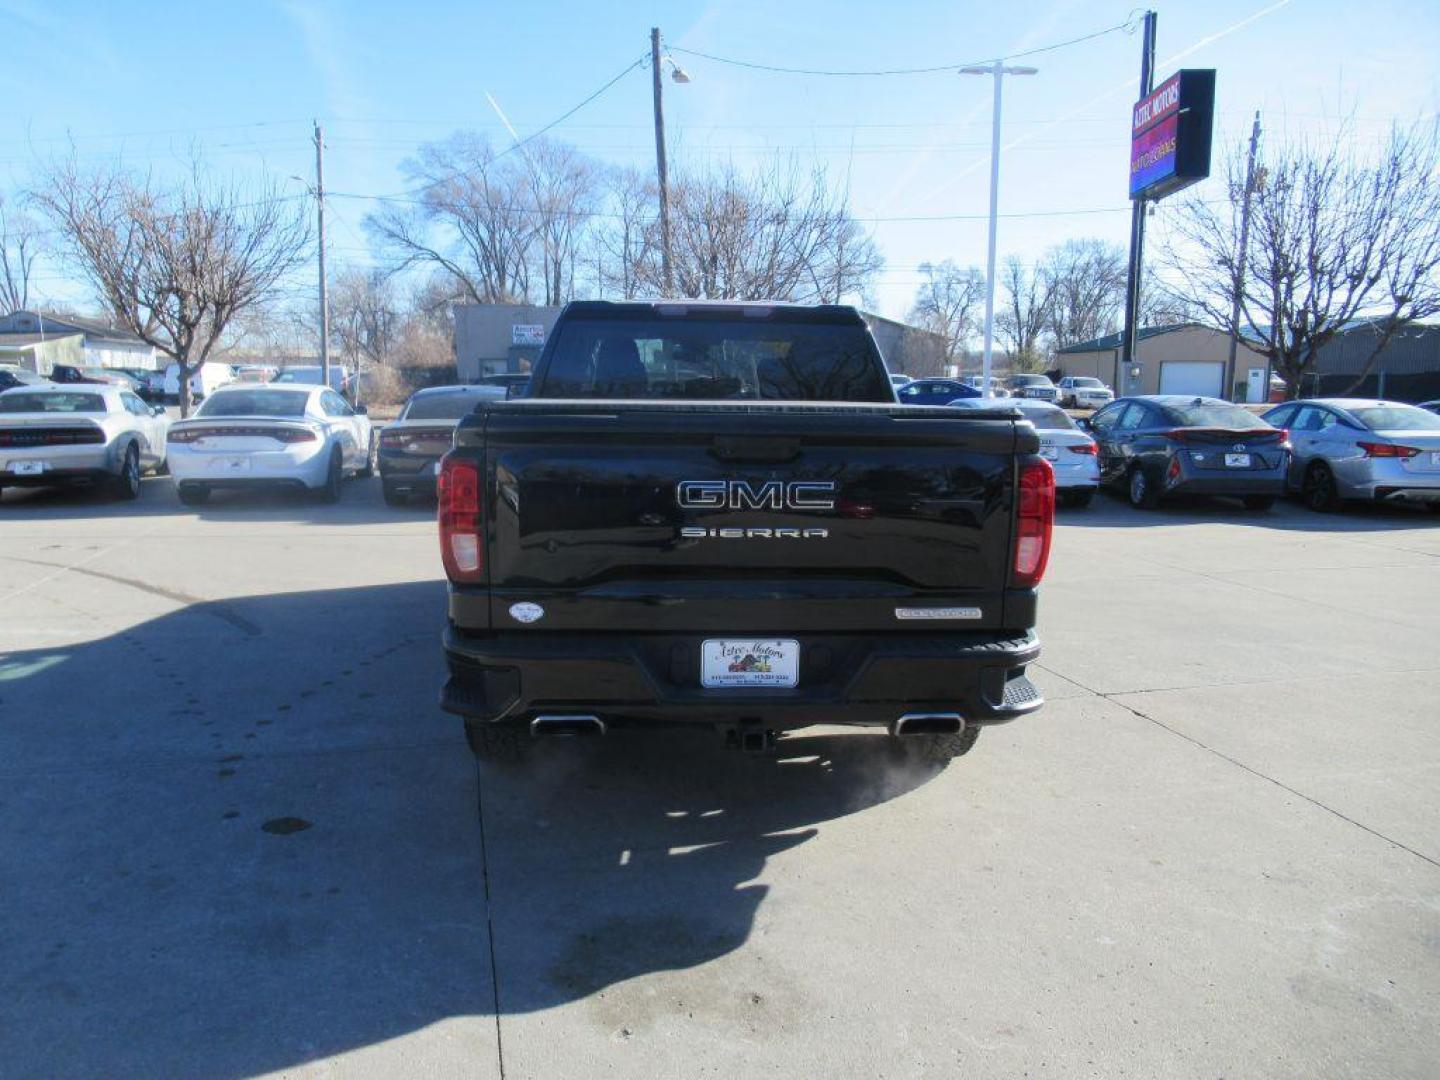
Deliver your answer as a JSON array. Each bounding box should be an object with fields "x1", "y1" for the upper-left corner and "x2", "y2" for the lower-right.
[
  {"x1": 1162, "y1": 401, "x2": 1272, "y2": 429},
  {"x1": 1012, "y1": 375, "x2": 1050, "y2": 385},
  {"x1": 0, "y1": 391, "x2": 107, "y2": 413},
  {"x1": 404, "y1": 393, "x2": 484, "y2": 420},
  {"x1": 535, "y1": 317, "x2": 892, "y2": 401},
  {"x1": 1070, "y1": 378, "x2": 1104, "y2": 388},
  {"x1": 197, "y1": 389, "x2": 310, "y2": 417},
  {"x1": 1346, "y1": 404, "x2": 1440, "y2": 431}
]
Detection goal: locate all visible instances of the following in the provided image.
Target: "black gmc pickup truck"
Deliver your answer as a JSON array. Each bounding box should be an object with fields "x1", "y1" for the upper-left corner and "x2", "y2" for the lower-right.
[{"x1": 438, "y1": 301, "x2": 1053, "y2": 764}]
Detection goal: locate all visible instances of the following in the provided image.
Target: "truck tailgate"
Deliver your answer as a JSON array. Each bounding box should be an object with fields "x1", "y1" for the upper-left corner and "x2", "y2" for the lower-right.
[{"x1": 456, "y1": 401, "x2": 1032, "y2": 634}]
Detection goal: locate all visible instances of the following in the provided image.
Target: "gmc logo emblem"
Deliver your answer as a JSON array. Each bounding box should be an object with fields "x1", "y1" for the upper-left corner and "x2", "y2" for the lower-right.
[{"x1": 676, "y1": 479, "x2": 836, "y2": 511}]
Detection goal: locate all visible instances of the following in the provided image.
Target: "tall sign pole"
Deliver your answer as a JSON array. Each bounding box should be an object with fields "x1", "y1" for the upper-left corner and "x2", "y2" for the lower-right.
[
  {"x1": 314, "y1": 120, "x2": 331, "y2": 393},
  {"x1": 1119, "y1": 11, "x2": 1157, "y2": 392},
  {"x1": 650, "y1": 27, "x2": 673, "y2": 295},
  {"x1": 1225, "y1": 111, "x2": 1261, "y2": 401}
]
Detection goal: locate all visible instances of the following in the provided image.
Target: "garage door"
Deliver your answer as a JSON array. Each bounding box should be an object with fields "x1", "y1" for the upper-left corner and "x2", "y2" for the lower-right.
[{"x1": 1159, "y1": 362, "x2": 1223, "y2": 397}]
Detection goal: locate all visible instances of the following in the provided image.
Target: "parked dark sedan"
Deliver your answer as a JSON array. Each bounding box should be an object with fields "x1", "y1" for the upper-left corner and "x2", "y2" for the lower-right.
[
  {"x1": 378, "y1": 384, "x2": 506, "y2": 504},
  {"x1": 1087, "y1": 395, "x2": 1289, "y2": 510},
  {"x1": 895, "y1": 378, "x2": 982, "y2": 406}
]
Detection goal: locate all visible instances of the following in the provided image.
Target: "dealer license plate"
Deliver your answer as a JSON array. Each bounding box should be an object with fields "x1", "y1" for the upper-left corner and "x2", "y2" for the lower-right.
[
  {"x1": 1225, "y1": 453, "x2": 1251, "y2": 468},
  {"x1": 432, "y1": 460, "x2": 442, "y2": 475},
  {"x1": 1039, "y1": 443, "x2": 1059, "y2": 460},
  {"x1": 13, "y1": 460, "x2": 46, "y2": 475},
  {"x1": 1431, "y1": 452, "x2": 1440, "y2": 467},
  {"x1": 217, "y1": 457, "x2": 249, "y2": 472},
  {"x1": 701, "y1": 639, "x2": 799, "y2": 688}
]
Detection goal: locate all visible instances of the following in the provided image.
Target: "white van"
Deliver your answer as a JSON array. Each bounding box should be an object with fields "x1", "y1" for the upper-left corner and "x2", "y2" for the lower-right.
[{"x1": 163, "y1": 362, "x2": 234, "y2": 402}]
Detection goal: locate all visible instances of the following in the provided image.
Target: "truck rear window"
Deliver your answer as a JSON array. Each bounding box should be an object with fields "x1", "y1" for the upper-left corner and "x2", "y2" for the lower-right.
[{"x1": 534, "y1": 318, "x2": 892, "y2": 402}]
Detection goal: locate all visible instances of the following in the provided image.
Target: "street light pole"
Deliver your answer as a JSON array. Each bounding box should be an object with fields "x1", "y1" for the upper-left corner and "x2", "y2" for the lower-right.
[
  {"x1": 651, "y1": 27, "x2": 673, "y2": 295},
  {"x1": 314, "y1": 120, "x2": 330, "y2": 394},
  {"x1": 961, "y1": 62, "x2": 1037, "y2": 398},
  {"x1": 1225, "y1": 110, "x2": 1262, "y2": 401}
]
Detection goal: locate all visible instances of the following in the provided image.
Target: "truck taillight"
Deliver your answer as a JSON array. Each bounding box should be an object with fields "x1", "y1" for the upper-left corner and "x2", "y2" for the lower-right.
[
  {"x1": 438, "y1": 455, "x2": 483, "y2": 582},
  {"x1": 1012, "y1": 457, "x2": 1055, "y2": 589}
]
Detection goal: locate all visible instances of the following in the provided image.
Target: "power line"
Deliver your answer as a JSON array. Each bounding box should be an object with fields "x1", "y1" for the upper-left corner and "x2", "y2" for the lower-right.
[{"x1": 668, "y1": 18, "x2": 1135, "y2": 77}]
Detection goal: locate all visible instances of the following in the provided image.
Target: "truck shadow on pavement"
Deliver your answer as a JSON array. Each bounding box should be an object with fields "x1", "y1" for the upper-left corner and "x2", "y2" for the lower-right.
[{"x1": 0, "y1": 580, "x2": 943, "y2": 1077}]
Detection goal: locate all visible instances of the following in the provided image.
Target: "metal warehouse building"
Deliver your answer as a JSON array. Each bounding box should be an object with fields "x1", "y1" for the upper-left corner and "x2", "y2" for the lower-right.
[{"x1": 1055, "y1": 323, "x2": 1270, "y2": 403}]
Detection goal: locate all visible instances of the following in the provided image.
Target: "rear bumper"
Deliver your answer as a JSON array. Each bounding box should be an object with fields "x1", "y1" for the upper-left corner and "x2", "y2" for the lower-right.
[
  {"x1": 378, "y1": 452, "x2": 441, "y2": 493},
  {"x1": 0, "y1": 466, "x2": 112, "y2": 487},
  {"x1": 441, "y1": 627, "x2": 1043, "y2": 731}
]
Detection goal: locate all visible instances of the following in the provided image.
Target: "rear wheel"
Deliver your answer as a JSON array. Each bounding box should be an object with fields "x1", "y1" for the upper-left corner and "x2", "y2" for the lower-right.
[
  {"x1": 1302, "y1": 461, "x2": 1339, "y2": 512},
  {"x1": 1242, "y1": 496, "x2": 1275, "y2": 511},
  {"x1": 177, "y1": 483, "x2": 210, "y2": 506},
  {"x1": 112, "y1": 444, "x2": 141, "y2": 500},
  {"x1": 1127, "y1": 466, "x2": 1160, "y2": 510},
  {"x1": 358, "y1": 434, "x2": 378, "y2": 478},
  {"x1": 465, "y1": 721, "x2": 529, "y2": 764},
  {"x1": 317, "y1": 448, "x2": 343, "y2": 504}
]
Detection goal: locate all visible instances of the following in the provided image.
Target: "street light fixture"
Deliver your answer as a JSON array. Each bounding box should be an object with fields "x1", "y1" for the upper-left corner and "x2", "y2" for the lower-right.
[{"x1": 960, "y1": 62, "x2": 1037, "y2": 398}]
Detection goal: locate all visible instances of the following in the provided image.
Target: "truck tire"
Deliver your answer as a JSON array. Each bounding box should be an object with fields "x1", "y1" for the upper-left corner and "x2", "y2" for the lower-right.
[
  {"x1": 465, "y1": 721, "x2": 528, "y2": 764},
  {"x1": 895, "y1": 726, "x2": 981, "y2": 764}
]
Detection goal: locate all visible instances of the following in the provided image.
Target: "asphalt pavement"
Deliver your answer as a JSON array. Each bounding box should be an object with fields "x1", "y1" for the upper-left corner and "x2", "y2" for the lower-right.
[{"x1": 1, "y1": 478, "x2": 1437, "y2": 1079}]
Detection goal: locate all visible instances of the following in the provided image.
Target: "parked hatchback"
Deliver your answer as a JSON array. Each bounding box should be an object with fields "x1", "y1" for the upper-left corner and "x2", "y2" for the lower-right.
[
  {"x1": 1088, "y1": 395, "x2": 1288, "y2": 510},
  {"x1": 1261, "y1": 398, "x2": 1440, "y2": 512}
]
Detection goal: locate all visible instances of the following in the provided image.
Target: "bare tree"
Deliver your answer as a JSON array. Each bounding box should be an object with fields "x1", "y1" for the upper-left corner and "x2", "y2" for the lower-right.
[
  {"x1": 1165, "y1": 120, "x2": 1440, "y2": 398},
  {"x1": 996, "y1": 256, "x2": 1053, "y2": 373},
  {"x1": 1041, "y1": 239, "x2": 1126, "y2": 349},
  {"x1": 32, "y1": 154, "x2": 310, "y2": 415},
  {"x1": 366, "y1": 132, "x2": 535, "y2": 305},
  {"x1": 594, "y1": 166, "x2": 656, "y2": 299},
  {"x1": 0, "y1": 196, "x2": 40, "y2": 315},
  {"x1": 908, "y1": 260, "x2": 985, "y2": 367},
  {"x1": 328, "y1": 267, "x2": 400, "y2": 371},
  {"x1": 521, "y1": 139, "x2": 598, "y2": 305},
  {"x1": 648, "y1": 159, "x2": 881, "y2": 302}
]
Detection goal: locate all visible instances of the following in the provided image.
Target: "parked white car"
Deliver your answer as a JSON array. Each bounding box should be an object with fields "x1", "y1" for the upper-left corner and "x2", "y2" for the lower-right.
[
  {"x1": 165, "y1": 384, "x2": 375, "y2": 505},
  {"x1": 0, "y1": 383, "x2": 168, "y2": 500},
  {"x1": 1057, "y1": 376, "x2": 1115, "y2": 409},
  {"x1": 164, "y1": 361, "x2": 235, "y2": 402},
  {"x1": 949, "y1": 397, "x2": 1099, "y2": 506}
]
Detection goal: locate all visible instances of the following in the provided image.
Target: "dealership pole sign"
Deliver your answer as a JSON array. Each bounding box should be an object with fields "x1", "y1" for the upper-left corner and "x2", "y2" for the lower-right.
[{"x1": 1129, "y1": 69, "x2": 1215, "y2": 200}]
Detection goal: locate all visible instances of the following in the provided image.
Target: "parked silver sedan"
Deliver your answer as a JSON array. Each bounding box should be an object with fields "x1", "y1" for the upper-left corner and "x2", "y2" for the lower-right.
[
  {"x1": 0, "y1": 383, "x2": 169, "y2": 500},
  {"x1": 1261, "y1": 398, "x2": 1440, "y2": 512}
]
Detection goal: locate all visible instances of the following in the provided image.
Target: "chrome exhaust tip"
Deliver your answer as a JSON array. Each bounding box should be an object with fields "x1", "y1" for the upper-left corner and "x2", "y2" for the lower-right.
[
  {"x1": 530, "y1": 715, "x2": 606, "y2": 737},
  {"x1": 891, "y1": 713, "x2": 963, "y2": 737}
]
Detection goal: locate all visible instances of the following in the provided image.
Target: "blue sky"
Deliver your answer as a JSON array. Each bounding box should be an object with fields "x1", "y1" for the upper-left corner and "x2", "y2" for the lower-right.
[{"x1": 2, "y1": 0, "x2": 1436, "y2": 319}]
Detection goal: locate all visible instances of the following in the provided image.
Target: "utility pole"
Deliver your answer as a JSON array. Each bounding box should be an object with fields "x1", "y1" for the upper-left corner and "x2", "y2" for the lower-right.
[
  {"x1": 1119, "y1": 10, "x2": 1157, "y2": 395},
  {"x1": 1225, "y1": 111, "x2": 1261, "y2": 401},
  {"x1": 314, "y1": 121, "x2": 331, "y2": 394},
  {"x1": 960, "y1": 62, "x2": 1037, "y2": 397},
  {"x1": 650, "y1": 27, "x2": 673, "y2": 295}
]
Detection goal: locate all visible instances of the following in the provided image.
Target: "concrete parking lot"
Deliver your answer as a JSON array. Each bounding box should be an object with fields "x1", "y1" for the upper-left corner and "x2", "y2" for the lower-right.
[{"x1": 1, "y1": 479, "x2": 1437, "y2": 1079}]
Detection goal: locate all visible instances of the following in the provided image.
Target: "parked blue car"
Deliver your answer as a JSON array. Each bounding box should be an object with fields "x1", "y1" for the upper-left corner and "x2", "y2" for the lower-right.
[{"x1": 896, "y1": 378, "x2": 982, "y2": 406}]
